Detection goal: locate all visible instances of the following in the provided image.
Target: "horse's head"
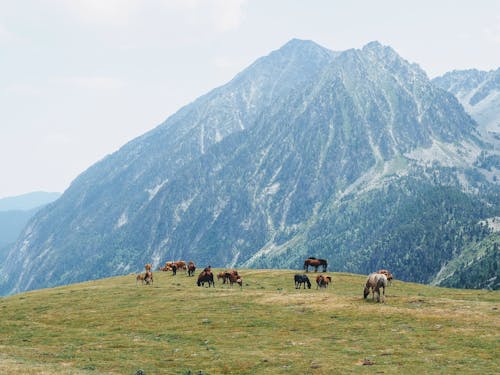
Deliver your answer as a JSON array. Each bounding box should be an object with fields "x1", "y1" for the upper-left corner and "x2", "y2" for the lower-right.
[{"x1": 363, "y1": 286, "x2": 370, "y2": 299}]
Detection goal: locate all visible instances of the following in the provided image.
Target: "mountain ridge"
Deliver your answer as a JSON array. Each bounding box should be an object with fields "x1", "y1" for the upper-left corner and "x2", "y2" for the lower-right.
[{"x1": 1, "y1": 40, "x2": 498, "y2": 295}]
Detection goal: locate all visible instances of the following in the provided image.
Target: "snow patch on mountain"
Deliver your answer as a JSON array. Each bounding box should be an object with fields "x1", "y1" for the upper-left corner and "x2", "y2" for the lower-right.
[
  {"x1": 146, "y1": 180, "x2": 169, "y2": 201},
  {"x1": 115, "y1": 212, "x2": 128, "y2": 229}
]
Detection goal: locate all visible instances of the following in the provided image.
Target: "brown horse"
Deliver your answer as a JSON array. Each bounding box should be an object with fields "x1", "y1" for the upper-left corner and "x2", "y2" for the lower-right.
[
  {"x1": 159, "y1": 261, "x2": 187, "y2": 272},
  {"x1": 316, "y1": 275, "x2": 332, "y2": 289},
  {"x1": 227, "y1": 270, "x2": 242, "y2": 288},
  {"x1": 304, "y1": 257, "x2": 328, "y2": 272},
  {"x1": 136, "y1": 270, "x2": 153, "y2": 286},
  {"x1": 159, "y1": 261, "x2": 173, "y2": 271},
  {"x1": 217, "y1": 271, "x2": 229, "y2": 284},
  {"x1": 187, "y1": 261, "x2": 196, "y2": 277},
  {"x1": 197, "y1": 270, "x2": 215, "y2": 287}
]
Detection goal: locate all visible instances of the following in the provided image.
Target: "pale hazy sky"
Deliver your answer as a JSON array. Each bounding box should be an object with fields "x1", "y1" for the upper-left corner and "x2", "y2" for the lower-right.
[{"x1": 1, "y1": 0, "x2": 499, "y2": 198}]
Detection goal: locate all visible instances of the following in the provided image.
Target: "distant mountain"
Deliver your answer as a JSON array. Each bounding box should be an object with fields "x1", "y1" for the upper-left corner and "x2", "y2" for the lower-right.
[
  {"x1": 1, "y1": 40, "x2": 498, "y2": 296},
  {"x1": 433, "y1": 68, "x2": 500, "y2": 157},
  {"x1": 0, "y1": 191, "x2": 61, "y2": 211},
  {"x1": 0, "y1": 208, "x2": 38, "y2": 247},
  {"x1": 0, "y1": 192, "x2": 61, "y2": 247},
  {"x1": 432, "y1": 69, "x2": 499, "y2": 288}
]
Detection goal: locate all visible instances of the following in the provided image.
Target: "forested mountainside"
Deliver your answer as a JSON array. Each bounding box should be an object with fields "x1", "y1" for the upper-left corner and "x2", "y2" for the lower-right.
[{"x1": 1, "y1": 40, "x2": 498, "y2": 295}]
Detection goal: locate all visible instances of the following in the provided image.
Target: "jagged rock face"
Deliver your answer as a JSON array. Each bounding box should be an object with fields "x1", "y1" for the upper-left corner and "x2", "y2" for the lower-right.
[
  {"x1": 433, "y1": 68, "x2": 500, "y2": 185},
  {"x1": 433, "y1": 68, "x2": 500, "y2": 139},
  {"x1": 0, "y1": 40, "x2": 497, "y2": 295}
]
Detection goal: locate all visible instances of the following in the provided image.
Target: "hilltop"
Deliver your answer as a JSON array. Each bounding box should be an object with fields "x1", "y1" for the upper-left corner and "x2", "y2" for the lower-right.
[{"x1": 0, "y1": 269, "x2": 498, "y2": 374}]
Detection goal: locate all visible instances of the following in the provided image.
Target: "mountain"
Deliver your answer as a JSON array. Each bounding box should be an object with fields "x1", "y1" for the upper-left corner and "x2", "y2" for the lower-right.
[
  {"x1": 0, "y1": 192, "x2": 61, "y2": 248},
  {"x1": 432, "y1": 68, "x2": 500, "y2": 137},
  {"x1": 1, "y1": 40, "x2": 498, "y2": 295},
  {"x1": 0, "y1": 191, "x2": 61, "y2": 211},
  {"x1": 0, "y1": 208, "x2": 39, "y2": 247},
  {"x1": 431, "y1": 69, "x2": 500, "y2": 288},
  {"x1": 432, "y1": 69, "x2": 499, "y2": 173}
]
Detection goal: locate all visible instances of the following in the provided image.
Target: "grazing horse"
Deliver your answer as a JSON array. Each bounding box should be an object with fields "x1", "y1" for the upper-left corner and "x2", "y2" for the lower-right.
[
  {"x1": 303, "y1": 257, "x2": 328, "y2": 272},
  {"x1": 316, "y1": 275, "x2": 332, "y2": 289},
  {"x1": 197, "y1": 270, "x2": 215, "y2": 287},
  {"x1": 227, "y1": 270, "x2": 243, "y2": 288},
  {"x1": 187, "y1": 262, "x2": 196, "y2": 277},
  {"x1": 363, "y1": 273, "x2": 388, "y2": 303},
  {"x1": 159, "y1": 261, "x2": 173, "y2": 271},
  {"x1": 294, "y1": 274, "x2": 311, "y2": 289},
  {"x1": 377, "y1": 269, "x2": 394, "y2": 285},
  {"x1": 174, "y1": 261, "x2": 187, "y2": 271},
  {"x1": 159, "y1": 261, "x2": 187, "y2": 272},
  {"x1": 136, "y1": 270, "x2": 153, "y2": 286},
  {"x1": 217, "y1": 272, "x2": 229, "y2": 284}
]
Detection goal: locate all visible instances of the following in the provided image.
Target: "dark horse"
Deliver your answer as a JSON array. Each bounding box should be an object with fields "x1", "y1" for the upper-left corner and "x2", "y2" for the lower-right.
[
  {"x1": 303, "y1": 257, "x2": 327, "y2": 272},
  {"x1": 294, "y1": 274, "x2": 311, "y2": 289},
  {"x1": 197, "y1": 270, "x2": 215, "y2": 287},
  {"x1": 187, "y1": 262, "x2": 196, "y2": 277}
]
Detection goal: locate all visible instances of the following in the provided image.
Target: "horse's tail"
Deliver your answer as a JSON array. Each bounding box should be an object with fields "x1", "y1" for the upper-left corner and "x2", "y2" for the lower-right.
[{"x1": 306, "y1": 278, "x2": 311, "y2": 289}]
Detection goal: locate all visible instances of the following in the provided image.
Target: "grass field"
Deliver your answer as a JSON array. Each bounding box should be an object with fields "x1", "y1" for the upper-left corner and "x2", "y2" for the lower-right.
[{"x1": 0, "y1": 269, "x2": 498, "y2": 374}]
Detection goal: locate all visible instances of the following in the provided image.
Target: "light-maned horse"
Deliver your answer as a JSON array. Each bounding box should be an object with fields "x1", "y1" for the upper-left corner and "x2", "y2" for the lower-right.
[
  {"x1": 377, "y1": 269, "x2": 394, "y2": 285},
  {"x1": 304, "y1": 257, "x2": 328, "y2": 272},
  {"x1": 363, "y1": 273, "x2": 387, "y2": 303}
]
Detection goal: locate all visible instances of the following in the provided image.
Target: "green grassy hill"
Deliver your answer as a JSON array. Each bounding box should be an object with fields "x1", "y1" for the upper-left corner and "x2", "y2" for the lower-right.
[{"x1": 0, "y1": 269, "x2": 498, "y2": 374}]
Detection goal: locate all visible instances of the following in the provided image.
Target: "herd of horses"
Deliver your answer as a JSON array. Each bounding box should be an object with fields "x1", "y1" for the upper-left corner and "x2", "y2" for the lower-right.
[
  {"x1": 136, "y1": 261, "x2": 243, "y2": 289},
  {"x1": 135, "y1": 256, "x2": 394, "y2": 303}
]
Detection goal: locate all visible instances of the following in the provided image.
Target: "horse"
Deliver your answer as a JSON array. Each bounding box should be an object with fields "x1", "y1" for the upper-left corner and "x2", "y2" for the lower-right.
[
  {"x1": 303, "y1": 257, "x2": 328, "y2": 272},
  {"x1": 145, "y1": 263, "x2": 152, "y2": 272},
  {"x1": 136, "y1": 270, "x2": 153, "y2": 286},
  {"x1": 159, "y1": 261, "x2": 173, "y2": 271},
  {"x1": 377, "y1": 269, "x2": 394, "y2": 285},
  {"x1": 227, "y1": 270, "x2": 243, "y2": 288},
  {"x1": 316, "y1": 275, "x2": 332, "y2": 289},
  {"x1": 159, "y1": 261, "x2": 187, "y2": 272},
  {"x1": 187, "y1": 262, "x2": 196, "y2": 277},
  {"x1": 363, "y1": 273, "x2": 388, "y2": 302},
  {"x1": 197, "y1": 270, "x2": 215, "y2": 287},
  {"x1": 217, "y1": 271, "x2": 228, "y2": 283},
  {"x1": 174, "y1": 261, "x2": 187, "y2": 271},
  {"x1": 294, "y1": 274, "x2": 311, "y2": 289}
]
